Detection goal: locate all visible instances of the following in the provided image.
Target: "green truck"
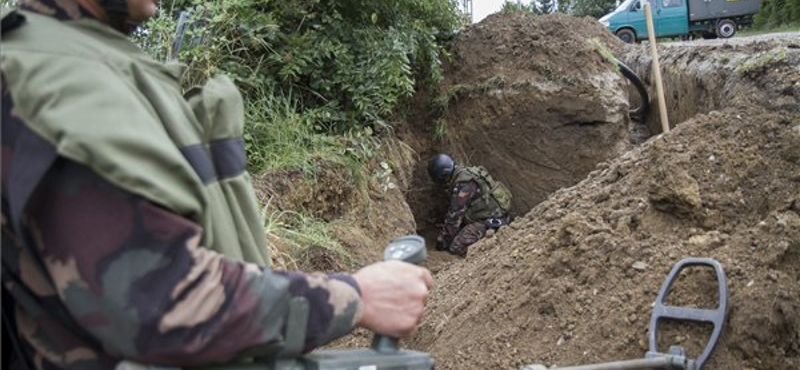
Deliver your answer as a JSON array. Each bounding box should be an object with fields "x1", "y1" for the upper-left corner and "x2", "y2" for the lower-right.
[{"x1": 599, "y1": 0, "x2": 762, "y2": 42}]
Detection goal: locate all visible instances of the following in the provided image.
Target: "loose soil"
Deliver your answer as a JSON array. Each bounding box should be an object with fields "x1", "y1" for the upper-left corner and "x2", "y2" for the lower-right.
[{"x1": 256, "y1": 11, "x2": 800, "y2": 370}]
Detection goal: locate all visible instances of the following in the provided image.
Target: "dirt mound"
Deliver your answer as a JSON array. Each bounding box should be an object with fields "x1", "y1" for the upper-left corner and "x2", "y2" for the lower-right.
[
  {"x1": 401, "y1": 19, "x2": 800, "y2": 370},
  {"x1": 401, "y1": 13, "x2": 635, "y2": 244},
  {"x1": 411, "y1": 104, "x2": 800, "y2": 369},
  {"x1": 622, "y1": 38, "x2": 800, "y2": 135},
  {"x1": 444, "y1": 12, "x2": 625, "y2": 85}
]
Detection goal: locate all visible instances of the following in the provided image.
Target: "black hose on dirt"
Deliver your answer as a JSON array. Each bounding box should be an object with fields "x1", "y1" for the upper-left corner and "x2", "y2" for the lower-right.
[{"x1": 615, "y1": 58, "x2": 650, "y2": 121}]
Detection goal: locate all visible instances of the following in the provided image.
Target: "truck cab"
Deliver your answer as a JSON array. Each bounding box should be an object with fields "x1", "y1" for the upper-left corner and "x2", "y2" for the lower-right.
[
  {"x1": 599, "y1": 0, "x2": 761, "y2": 42},
  {"x1": 600, "y1": 0, "x2": 689, "y2": 42}
]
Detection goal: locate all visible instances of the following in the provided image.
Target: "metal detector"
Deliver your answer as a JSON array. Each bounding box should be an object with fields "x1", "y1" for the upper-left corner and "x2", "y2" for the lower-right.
[{"x1": 521, "y1": 258, "x2": 729, "y2": 370}]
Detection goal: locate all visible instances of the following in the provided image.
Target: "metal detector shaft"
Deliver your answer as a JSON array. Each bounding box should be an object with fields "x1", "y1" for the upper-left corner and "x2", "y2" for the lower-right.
[{"x1": 522, "y1": 354, "x2": 690, "y2": 370}]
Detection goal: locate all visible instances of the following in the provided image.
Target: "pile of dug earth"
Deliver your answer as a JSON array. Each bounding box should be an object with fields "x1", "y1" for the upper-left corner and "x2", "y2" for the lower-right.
[{"x1": 399, "y1": 12, "x2": 800, "y2": 370}]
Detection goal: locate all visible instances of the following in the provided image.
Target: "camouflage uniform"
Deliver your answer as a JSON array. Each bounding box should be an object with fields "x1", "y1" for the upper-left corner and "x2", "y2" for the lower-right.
[
  {"x1": 2, "y1": 2, "x2": 363, "y2": 369},
  {"x1": 438, "y1": 167, "x2": 510, "y2": 257}
]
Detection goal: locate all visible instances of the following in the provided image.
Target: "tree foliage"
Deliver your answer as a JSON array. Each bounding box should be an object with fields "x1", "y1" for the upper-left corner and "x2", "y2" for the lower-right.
[
  {"x1": 755, "y1": 0, "x2": 800, "y2": 28},
  {"x1": 568, "y1": 0, "x2": 617, "y2": 18},
  {"x1": 557, "y1": 0, "x2": 572, "y2": 13},
  {"x1": 536, "y1": 0, "x2": 557, "y2": 14},
  {"x1": 501, "y1": 1, "x2": 532, "y2": 12},
  {"x1": 139, "y1": 0, "x2": 464, "y2": 132}
]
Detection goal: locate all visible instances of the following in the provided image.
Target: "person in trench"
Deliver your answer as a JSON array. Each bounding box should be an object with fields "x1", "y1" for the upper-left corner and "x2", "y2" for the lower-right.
[{"x1": 427, "y1": 153, "x2": 513, "y2": 257}]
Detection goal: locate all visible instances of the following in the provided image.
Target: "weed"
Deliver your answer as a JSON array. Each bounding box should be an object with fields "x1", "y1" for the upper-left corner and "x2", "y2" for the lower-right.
[
  {"x1": 138, "y1": 0, "x2": 464, "y2": 131},
  {"x1": 587, "y1": 38, "x2": 619, "y2": 72},
  {"x1": 434, "y1": 119, "x2": 449, "y2": 141},
  {"x1": 736, "y1": 49, "x2": 789, "y2": 77},
  {"x1": 262, "y1": 200, "x2": 357, "y2": 271},
  {"x1": 429, "y1": 75, "x2": 507, "y2": 140}
]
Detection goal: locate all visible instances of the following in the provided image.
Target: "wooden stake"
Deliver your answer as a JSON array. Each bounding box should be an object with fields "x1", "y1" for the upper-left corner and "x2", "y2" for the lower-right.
[{"x1": 644, "y1": 2, "x2": 670, "y2": 133}]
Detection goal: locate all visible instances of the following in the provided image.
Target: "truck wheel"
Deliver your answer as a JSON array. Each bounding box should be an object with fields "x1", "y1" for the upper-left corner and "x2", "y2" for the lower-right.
[
  {"x1": 716, "y1": 19, "x2": 737, "y2": 39},
  {"x1": 616, "y1": 29, "x2": 636, "y2": 43}
]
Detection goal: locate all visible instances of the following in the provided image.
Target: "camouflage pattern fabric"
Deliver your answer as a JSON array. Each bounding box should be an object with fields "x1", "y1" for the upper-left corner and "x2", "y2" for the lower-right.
[
  {"x1": 447, "y1": 221, "x2": 488, "y2": 257},
  {"x1": 440, "y1": 180, "x2": 480, "y2": 246},
  {"x1": 2, "y1": 90, "x2": 364, "y2": 369},
  {"x1": 450, "y1": 166, "x2": 511, "y2": 222},
  {"x1": 439, "y1": 175, "x2": 510, "y2": 257},
  {"x1": 1, "y1": 2, "x2": 364, "y2": 369}
]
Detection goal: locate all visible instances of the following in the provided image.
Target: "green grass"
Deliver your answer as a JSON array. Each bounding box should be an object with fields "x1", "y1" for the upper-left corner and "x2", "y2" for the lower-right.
[
  {"x1": 739, "y1": 23, "x2": 800, "y2": 36},
  {"x1": 262, "y1": 204, "x2": 357, "y2": 271},
  {"x1": 735, "y1": 48, "x2": 788, "y2": 77},
  {"x1": 243, "y1": 87, "x2": 371, "y2": 178},
  {"x1": 244, "y1": 88, "x2": 379, "y2": 269},
  {"x1": 587, "y1": 38, "x2": 620, "y2": 72}
]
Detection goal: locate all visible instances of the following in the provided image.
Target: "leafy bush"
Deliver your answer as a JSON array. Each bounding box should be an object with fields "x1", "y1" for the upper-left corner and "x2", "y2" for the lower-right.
[
  {"x1": 754, "y1": 0, "x2": 800, "y2": 29},
  {"x1": 135, "y1": 0, "x2": 462, "y2": 264},
  {"x1": 140, "y1": 0, "x2": 463, "y2": 132}
]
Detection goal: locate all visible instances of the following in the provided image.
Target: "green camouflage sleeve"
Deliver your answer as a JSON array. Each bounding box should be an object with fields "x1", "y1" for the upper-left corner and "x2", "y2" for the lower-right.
[
  {"x1": 441, "y1": 180, "x2": 480, "y2": 243},
  {"x1": 17, "y1": 157, "x2": 363, "y2": 367}
]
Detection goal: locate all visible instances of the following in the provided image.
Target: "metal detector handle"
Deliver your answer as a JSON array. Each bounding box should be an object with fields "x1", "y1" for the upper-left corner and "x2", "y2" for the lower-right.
[
  {"x1": 371, "y1": 235, "x2": 427, "y2": 353},
  {"x1": 647, "y1": 258, "x2": 728, "y2": 370}
]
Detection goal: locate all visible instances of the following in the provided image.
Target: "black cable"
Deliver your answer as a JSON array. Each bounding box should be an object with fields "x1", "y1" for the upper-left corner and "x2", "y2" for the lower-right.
[{"x1": 616, "y1": 58, "x2": 650, "y2": 120}]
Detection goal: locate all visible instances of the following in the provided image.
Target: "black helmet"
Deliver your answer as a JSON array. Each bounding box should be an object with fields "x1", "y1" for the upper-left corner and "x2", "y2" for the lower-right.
[{"x1": 428, "y1": 153, "x2": 455, "y2": 184}]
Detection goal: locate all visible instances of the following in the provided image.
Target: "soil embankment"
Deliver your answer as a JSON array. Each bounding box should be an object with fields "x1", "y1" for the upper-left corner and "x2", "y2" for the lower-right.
[{"x1": 399, "y1": 14, "x2": 800, "y2": 370}]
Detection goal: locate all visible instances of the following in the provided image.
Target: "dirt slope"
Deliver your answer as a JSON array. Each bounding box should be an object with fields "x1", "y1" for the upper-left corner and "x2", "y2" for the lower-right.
[
  {"x1": 411, "y1": 105, "x2": 800, "y2": 370},
  {"x1": 432, "y1": 13, "x2": 631, "y2": 215},
  {"x1": 399, "y1": 13, "x2": 800, "y2": 370}
]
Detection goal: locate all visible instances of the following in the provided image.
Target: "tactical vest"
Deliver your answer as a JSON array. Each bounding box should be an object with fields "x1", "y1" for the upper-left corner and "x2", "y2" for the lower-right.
[
  {"x1": 450, "y1": 165, "x2": 512, "y2": 222},
  {"x1": 2, "y1": 10, "x2": 270, "y2": 265}
]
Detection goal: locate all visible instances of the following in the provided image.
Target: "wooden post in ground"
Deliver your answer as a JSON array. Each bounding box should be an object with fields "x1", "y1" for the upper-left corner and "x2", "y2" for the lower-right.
[{"x1": 643, "y1": 1, "x2": 670, "y2": 133}]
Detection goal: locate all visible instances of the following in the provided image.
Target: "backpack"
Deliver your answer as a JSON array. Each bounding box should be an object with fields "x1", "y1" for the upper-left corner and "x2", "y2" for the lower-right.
[{"x1": 471, "y1": 166, "x2": 512, "y2": 212}]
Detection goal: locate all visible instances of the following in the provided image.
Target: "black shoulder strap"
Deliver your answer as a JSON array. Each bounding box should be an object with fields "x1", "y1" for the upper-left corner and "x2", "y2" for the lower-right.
[{"x1": 1, "y1": 7, "x2": 26, "y2": 33}]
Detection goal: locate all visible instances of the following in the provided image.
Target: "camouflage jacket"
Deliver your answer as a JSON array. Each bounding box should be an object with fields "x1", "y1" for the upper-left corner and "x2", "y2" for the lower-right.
[
  {"x1": 440, "y1": 165, "x2": 511, "y2": 243},
  {"x1": 1, "y1": 2, "x2": 363, "y2": 369},
  {"x1": 440, "y1": 178, "x2": 481, "y2": 244}
]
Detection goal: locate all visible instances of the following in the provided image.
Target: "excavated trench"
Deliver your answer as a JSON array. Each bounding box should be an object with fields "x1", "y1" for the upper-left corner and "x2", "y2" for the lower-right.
[
  {"x1": 399, "y1": 13, "x2": 634, "y2": 248},
  {"x1": 403, "y1": 32, "x2": 800, "y2": 248},
  {"x1": 254, "y1": 15, "x2": 799, "y2": 367},
  {"x1": 388, "y1": 14, "x2": 800, "y2": 370}
]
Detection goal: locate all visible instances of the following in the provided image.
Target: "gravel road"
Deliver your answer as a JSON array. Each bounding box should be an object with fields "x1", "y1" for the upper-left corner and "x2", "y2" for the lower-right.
[{"x1": 661, "y1": 31, "x2": 800, "y2": 46}]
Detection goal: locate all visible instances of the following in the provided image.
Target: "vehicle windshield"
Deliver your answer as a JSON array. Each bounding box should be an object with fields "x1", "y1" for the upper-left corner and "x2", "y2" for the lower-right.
[{"x1": 614, "y1": 0, "x2": 639, "y2": 12}]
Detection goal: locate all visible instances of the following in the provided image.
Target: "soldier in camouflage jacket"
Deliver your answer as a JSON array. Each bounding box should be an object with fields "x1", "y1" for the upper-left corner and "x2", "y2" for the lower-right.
[
  {"x1": 1, "y1": 1, "x2": 433, "y2": 369},
  {"x1": 427, "y1": 154, "x2": 512, "y2": 257}
]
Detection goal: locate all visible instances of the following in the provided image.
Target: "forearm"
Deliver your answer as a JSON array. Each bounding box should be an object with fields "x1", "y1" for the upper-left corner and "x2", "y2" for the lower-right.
[
  {"x1": 442, "y1": 209, "x2": 466, "y2": 240},
  {"x1": 28, "y1": 159, "x2": 362, "y2": 366},
  {"x1": 441, "y1": 181, "x2": 479, "y2": 240}
]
